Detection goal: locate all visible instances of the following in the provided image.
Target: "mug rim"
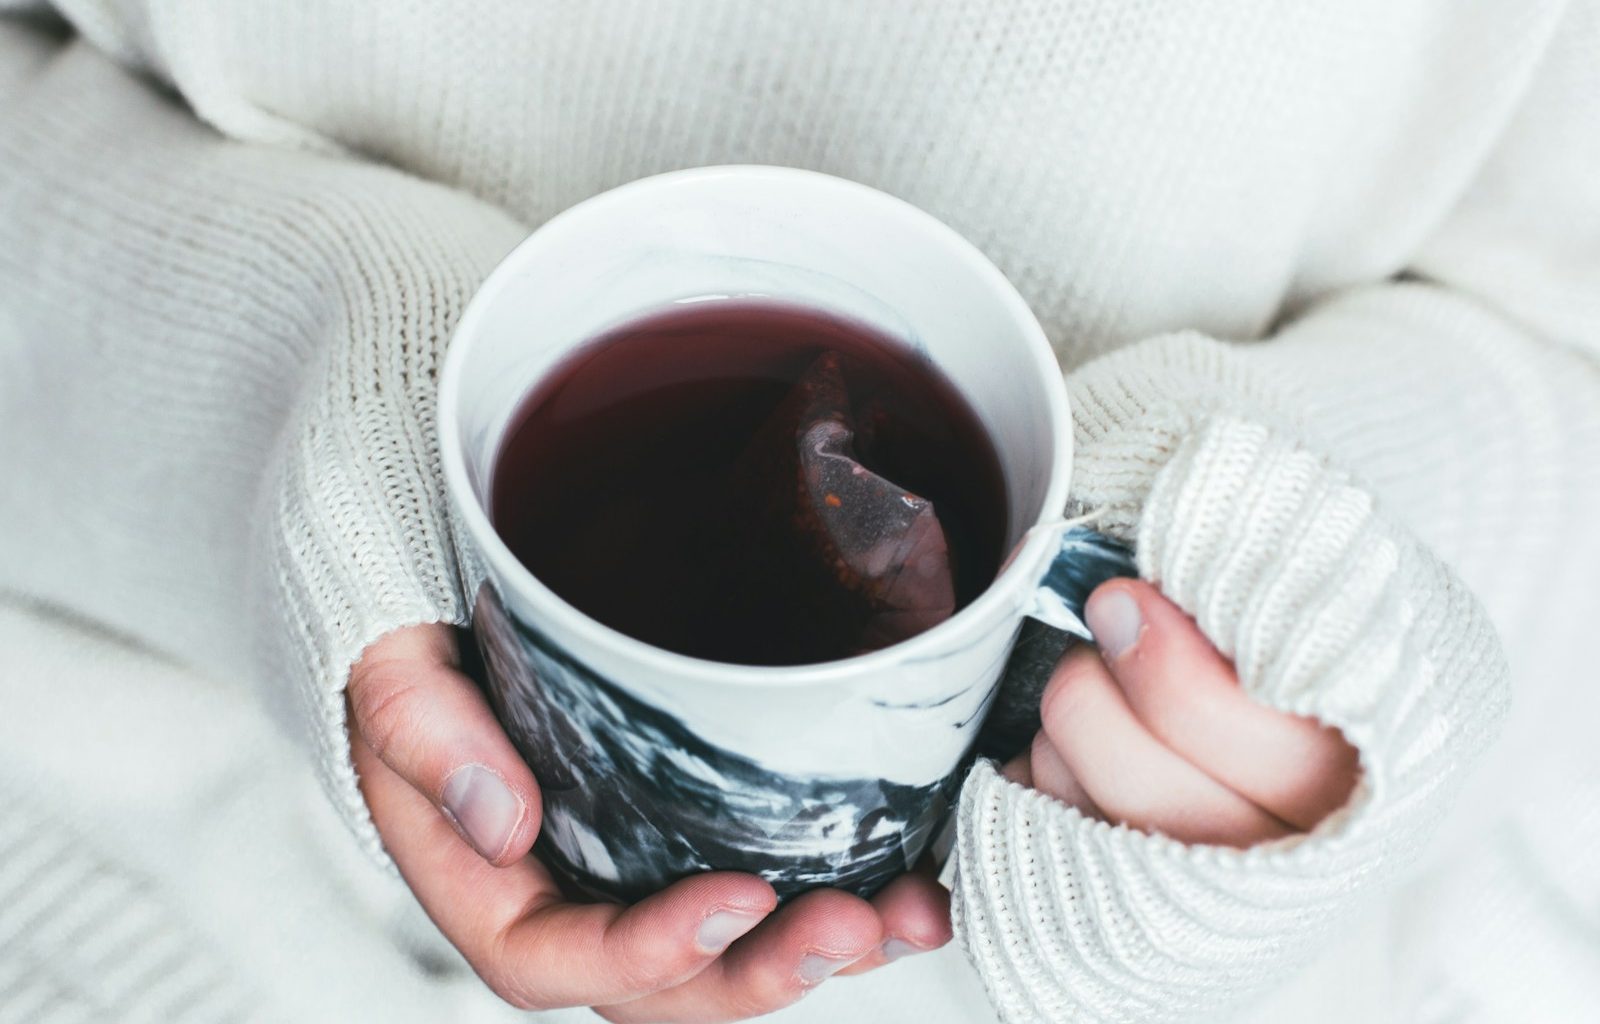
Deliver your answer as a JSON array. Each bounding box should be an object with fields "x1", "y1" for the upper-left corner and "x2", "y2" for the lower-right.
[{"x1": 438, "y1": 164, "x2": 1074, "y2": 688}]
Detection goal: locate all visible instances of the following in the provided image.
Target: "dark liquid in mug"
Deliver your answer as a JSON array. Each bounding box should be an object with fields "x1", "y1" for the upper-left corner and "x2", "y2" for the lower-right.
[{"x1": 491, "y1": 300, "x2": 1008, "y2": 666}]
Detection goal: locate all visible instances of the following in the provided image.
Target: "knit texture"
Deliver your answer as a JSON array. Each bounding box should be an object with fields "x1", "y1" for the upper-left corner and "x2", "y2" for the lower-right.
[
  {"x1": 0, "y1": 32, "x2": 527, "y2": 865},
  {"x1": 0, "y1": 597, "x2": 576, "y2": 1024},
  {"x1": 954, "y1": 412, "x2": 1507, "y2": 1022},
  {"x1": 2, "y1": 2, "x2": 1598, "y2": 1021},
  {"x1": 0, "y1": 796, "x2": 256, "y2": 1024}
]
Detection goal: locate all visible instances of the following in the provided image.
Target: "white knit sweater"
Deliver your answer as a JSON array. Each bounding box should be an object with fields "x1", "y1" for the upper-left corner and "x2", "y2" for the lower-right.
[{"x1": 1, "y1": 2, "x2": 1597, "y2": 1022}]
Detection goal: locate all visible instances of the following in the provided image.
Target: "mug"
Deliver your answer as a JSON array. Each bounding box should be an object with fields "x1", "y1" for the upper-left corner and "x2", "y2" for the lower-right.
[{"x1": 438, "y1": 166, "x2": 1134, "y2": 903}]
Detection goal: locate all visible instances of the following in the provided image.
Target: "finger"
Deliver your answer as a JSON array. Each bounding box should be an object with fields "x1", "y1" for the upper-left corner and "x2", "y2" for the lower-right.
[
  {"x1": 837, "y1": 864, "x2": 953, "y2": 976},
  {"x1": 354, "y1": 727, "x2": 777, "y2": 1010},
  {"x1": 596, "y1": 889, "x2": 883, "y2": 1023},
  {"x1": 1041, "y1": 646, "x2": 1294, "y2": 846},
  {"x1": 347, "y1": 623, "x2": 540, "y2": 865},
  {"x1": 1000, "y1": 749, "x2": 1033, "y2": 787},
  {"x1": 1086, "y1": 580, "x2": 1362, "y2": 830},
  {"x1": 1025, "y1": 731, "x2": 1104, "y2": 820}
]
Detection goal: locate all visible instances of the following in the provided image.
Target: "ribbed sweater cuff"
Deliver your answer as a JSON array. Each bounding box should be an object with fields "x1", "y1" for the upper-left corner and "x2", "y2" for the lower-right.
[
  {"x1": 254, "y1": 196, "x2": 525, "y2": 868},
  {"x1": 951, "y1": 413, "x2": 1508, "y2": 1023}
]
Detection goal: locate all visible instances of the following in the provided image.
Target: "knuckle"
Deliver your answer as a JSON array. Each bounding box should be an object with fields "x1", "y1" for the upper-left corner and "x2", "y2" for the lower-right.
[
  {"x1": 707, "y1": 955, "x2": 810, "y2": 1017},
  {"x1": 349, "y1": 671, "x2": 428, "y2": 762},
  {"x1": 711, "y1": 981, "x2": 775, "y2": 1022},
  {"x1": 479, "y1": 967, "x2": 548, "y2": 1012},
  {"x1": 1041, "y1": 648, "x2": 1101, "y2": 725},
  {"x1": 604, "y1": 927, "x2": 699, "y2": 994},
  {"x1": 737, "y1": 977, "x2": 800, "y2": 1018},
  {"x1": 1030, "y1": 730, "x2": 1058, "y2": 767}
]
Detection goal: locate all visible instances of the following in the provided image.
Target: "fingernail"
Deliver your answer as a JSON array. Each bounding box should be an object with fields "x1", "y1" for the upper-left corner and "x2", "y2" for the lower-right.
[
  {"x1": 440, "y1": 764, "x2": 525, "y2": 862},
  {"x1": 797, "y1": 952, "x2": 863, "y2": 986},
  {"x1": 1087, "y1": 587, "x2": 1142, "y2": 659},
  {"x1": 880, "y1": 938, "x2": 923, "y2": 963},
  {"x1": 696, "y1": 909, "x2": 764, "y2": 953}
]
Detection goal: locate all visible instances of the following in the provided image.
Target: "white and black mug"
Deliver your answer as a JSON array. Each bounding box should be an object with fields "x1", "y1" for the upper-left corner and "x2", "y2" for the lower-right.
[{"x1": 438, "y1": 166, "x2": 1133, "y2": 903}]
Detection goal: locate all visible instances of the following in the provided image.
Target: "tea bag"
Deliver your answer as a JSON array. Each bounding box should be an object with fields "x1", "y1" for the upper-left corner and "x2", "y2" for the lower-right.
[{"x1": 720, "y1": 351, "x2": 957, "y2": 659}]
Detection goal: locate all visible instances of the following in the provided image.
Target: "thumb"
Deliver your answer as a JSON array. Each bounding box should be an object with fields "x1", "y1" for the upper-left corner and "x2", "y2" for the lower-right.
[
  {"x1": 1085, "y1": 579, "x2": 1359, "y2": 831},
  {"x1": 347, "y1": 623, "x2": 542, "y2": 866}
]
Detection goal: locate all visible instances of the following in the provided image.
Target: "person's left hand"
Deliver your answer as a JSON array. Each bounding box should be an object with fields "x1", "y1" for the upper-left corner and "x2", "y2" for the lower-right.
[{"x1": 1006, "y1": 579, "x2": 1361, "y2": 846}]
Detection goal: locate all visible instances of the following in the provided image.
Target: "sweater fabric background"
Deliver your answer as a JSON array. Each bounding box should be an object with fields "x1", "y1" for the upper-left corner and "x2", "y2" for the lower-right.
[{"x1": 1, "y1": 2, "x2": 1598, "y2": 1021}]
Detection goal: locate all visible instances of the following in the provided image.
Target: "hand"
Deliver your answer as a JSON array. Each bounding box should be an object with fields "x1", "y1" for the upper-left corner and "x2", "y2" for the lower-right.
[
  {"x1": 347, "y1": 624, "x2": 952, "y2": 1022},
  {"x1": 1006, "y1": 579, "x2": 1360, "y2": 846}
]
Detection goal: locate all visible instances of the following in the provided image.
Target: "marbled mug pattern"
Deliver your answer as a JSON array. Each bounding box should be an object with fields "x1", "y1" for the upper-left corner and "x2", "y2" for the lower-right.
[{"x1": 471, "y1": 526, "x2": 1135, "y2": 903}]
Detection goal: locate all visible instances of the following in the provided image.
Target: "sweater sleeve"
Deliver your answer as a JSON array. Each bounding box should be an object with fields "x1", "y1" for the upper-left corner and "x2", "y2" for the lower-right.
[
  {"x1": 950, "y1": 10, "x2": 1600, "y2": 1021},
  {"x1": 0, "y1": 29, "x2": 526, "y2": 863}
]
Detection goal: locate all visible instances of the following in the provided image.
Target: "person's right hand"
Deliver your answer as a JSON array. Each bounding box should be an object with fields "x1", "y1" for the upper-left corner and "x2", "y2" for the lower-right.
[{"x1": 347, "y1": 623, "x2": 952, "y2": 1022}]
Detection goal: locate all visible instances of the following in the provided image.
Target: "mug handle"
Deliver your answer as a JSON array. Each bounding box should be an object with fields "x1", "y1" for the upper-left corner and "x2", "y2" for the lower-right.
[
  {"x1": 931, "y1": 520, "x2": 1136, "y2": 885},
  {"x1": 1021, "y1": 520, "x2": 1139, "y2": 639}
]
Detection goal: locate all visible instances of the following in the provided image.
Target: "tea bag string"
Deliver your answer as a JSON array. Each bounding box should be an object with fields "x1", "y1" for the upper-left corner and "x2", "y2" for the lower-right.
[{"x1": 1056, "y1": 504, "x2": 1111, "y2": 532}]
